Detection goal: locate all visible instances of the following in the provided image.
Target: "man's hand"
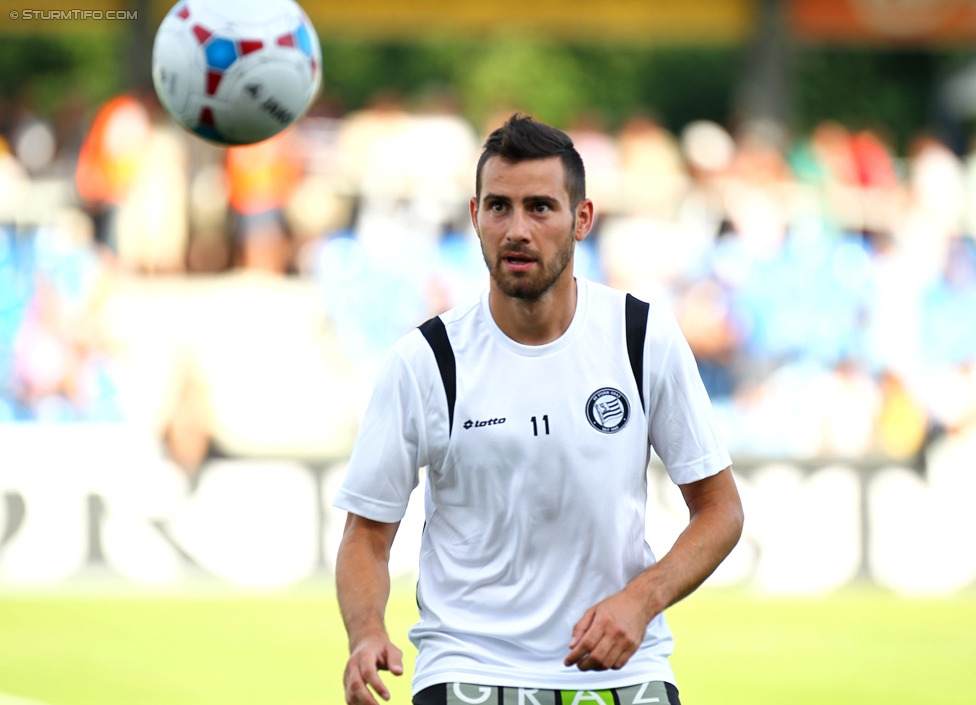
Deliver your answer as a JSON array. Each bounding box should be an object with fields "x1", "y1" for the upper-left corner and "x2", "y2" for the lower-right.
[
  {"x1": 564, "y1": 467, "x2": 743, "y2": 673},
  {"x1": 343, "y1": 633, "x2": 404, "y2": 705},
  {"x1": 564, "y1": 589, "x2": 649, "y2": 671},
  {"x1": 337, "y1": 514, "x2": 402, "y2": 704}
]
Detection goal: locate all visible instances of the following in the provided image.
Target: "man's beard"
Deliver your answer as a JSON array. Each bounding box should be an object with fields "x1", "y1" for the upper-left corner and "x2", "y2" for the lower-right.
[{"x1": 483, "y1": 224, "x2": 576, "y2": 302}]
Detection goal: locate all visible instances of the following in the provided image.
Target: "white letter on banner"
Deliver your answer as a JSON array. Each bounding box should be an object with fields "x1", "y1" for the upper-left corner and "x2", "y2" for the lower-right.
[
  {"x1": 632, "y1": 682, "x2": 661, "y2": 703},
  {"x1": 452, "y1": 684, "x2": 492, "y2": 704}
]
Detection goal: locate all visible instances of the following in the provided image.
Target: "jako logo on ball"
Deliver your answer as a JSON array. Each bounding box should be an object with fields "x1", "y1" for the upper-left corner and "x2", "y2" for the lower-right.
[{"x1": 151, "y1": 0, "x2": 322, "y2": 146}]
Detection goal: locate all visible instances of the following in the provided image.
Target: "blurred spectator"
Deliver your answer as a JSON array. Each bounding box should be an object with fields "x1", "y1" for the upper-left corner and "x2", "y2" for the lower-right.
[
  {"x1": 48, "y1": 91, "x2": 90, "y2": 177},
  {"x1": 10, "y1": 209, "x2": 120, "y2": 422},
  {"x1": 616, "y1": 112, "x2": 689, "y2": 218},
  {"x1": 226, "y1": 131, "x2": 304, "y2": 223},
  {"x1": 898, "y1": 135, "x2": 967, "y2": 283},
  {"x1": 0, "y1": 133, "x2": 29, "y2": 222},
  {"x1": 399, "y1": 87, "x2": 479, "y2": 234},
  {"x1": 75, "y1": 93, "x2": 153, "y2": 254},
  {"x1": 115, "y1": 93, "x2": 191, "y2": 274},
  {"x1": 161, "y1": 354, "x2": 215, "y2": 477},
  {"x1": 793, "y1": 120, "x2": 903, "y2": 236},
  {"x1": 920, "y1": 236, "x2": 976, "y2": 368},
  {"x1": 226, "y1": 130, "x2": 304, "y2": 231},
  {"x1": 287, "y1": 110, "x2": 355, "y2": 263},
  {"x1": 677, "y1": 119, "x2": 736, "y2": 242},
  {"x1": 567, "y1": 111, "x2": 622, "y2": 217},
  {"x1": 224, "y1": 130, "x2": 306, "y2": 275},
  {"x1": 674, "y1": 277, "x2": 741, "y2": 401},
  {"x1": 11, "y1": 279, "x2": 73, "y2": 418},
  {"x1": 234, "y1": 211, "x2": 294, "y2": 275},
  {"x1": 722, "y1": 120, "x2": 793, "y2": 261},
  {"x1": 334, "y1": 89, "x2": 411, "y2": 203},
  {"x1": 819, "y1": 358, "x2": 881, "y2": 459},
  {"x1": 186, "y1": 140, "x2": 233, "y2": 274},
  {"x1": 876, "y1": 369, "x2": 929, "y2": 461},
  {"x1": 2, "y1": 89, "x2": 55, "y2": 177},
  {"x1": 10, "y1": 117, "x2": 57, "y2": 176}
]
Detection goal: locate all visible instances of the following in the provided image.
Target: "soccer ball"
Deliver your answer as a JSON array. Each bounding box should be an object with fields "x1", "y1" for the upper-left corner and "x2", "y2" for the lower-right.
[{"x1": 151, "y1": 0, "x2": 322, "y2": 146}]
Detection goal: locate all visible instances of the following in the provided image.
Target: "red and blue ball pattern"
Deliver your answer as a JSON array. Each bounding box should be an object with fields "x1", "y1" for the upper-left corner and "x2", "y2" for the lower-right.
[{"x1": 171, "y1": 2, "x2": 318, "y2": 143}]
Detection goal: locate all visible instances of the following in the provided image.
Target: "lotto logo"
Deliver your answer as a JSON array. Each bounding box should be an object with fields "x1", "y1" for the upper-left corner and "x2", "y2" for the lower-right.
[{"x1": 462, "y1": 417, "x2": 506, "y2": 429}]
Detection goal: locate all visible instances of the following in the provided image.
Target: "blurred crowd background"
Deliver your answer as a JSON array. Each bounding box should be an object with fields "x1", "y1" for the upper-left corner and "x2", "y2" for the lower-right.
[
  {"x1": 4, "y1": 88, "x2": 976, "y2": 472},
  {"x1": 2, "y1": 0, "x2": 976, "y2": 481}
]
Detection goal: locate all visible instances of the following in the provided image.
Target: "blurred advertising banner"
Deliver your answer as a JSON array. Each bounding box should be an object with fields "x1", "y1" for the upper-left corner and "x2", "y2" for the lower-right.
[
  {"x1": 297, "y1": 0, "x2": 753, "y2": 42},
  {"x1": 1, "y1": 422, "x2": 975, "y2": 594},
  {"x1": 788, "y1": 0, "x2": 976, "y2": 44}
]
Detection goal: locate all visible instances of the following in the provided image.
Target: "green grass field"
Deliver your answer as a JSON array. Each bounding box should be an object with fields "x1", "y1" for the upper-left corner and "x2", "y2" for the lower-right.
[{"x1": 0, "y1": 583, "x2": 974, "y2": 705}]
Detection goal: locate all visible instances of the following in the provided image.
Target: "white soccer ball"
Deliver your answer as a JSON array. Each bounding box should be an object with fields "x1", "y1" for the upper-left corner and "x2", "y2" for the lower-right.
[{"x1": 151, "y1": 0, "x2": 322, "y2": 146}]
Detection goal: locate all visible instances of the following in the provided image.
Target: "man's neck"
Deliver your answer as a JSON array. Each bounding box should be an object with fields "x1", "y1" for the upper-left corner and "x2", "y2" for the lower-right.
[{"x1": 488, "y1": 276, "x2": 578, "y2": 346}]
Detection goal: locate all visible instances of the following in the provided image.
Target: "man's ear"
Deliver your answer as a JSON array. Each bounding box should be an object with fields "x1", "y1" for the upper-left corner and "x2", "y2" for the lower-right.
[
  {"x1": 575, "y1": 199, "x2": 595, "y2": 242},
  {"x1": 469, "y1": 196, "x2": 481, "y2": 238}
]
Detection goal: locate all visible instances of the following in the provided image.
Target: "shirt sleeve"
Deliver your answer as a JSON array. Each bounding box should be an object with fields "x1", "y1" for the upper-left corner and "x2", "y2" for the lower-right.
[
  {"x1": 332, "y1": 340, "x2": 430, "y2": 523},
  {"x1": 645, "y1": 303, "x2": 732, "y2": 485}
]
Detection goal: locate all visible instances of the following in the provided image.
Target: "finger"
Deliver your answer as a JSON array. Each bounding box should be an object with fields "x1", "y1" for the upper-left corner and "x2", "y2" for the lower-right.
[
  {"x1": 345, "y1": 667, "x2": 380, "y2": 705},
  {"x1": 588, "y1": 628, "x2": 630, "y2": 672},
  {"x1": 366, "y1": 643, "x2": 405, "y2": 701},
  {"x1": 565, "y1": 636, "x2": 594, "y2": 667},
  {"x1": 568, "y1": 608, "x2": 596, "y2": 650},
  {"x1": 384, "y1": 643, "x2": 404, "y2": 676},
  {"x1": 565, "y1": 626, "x2": 602, "y2": 667},
  {"x1": 364, "y1": 669, "x2": 391, "y2": 702},
  {"x1": 584, "y1": 658, "x2": 608, "y2": 672},
  {"x1": 564, "y1": 641, "x2": 589, "y2": 667},
  {"x1": 576, "y1": 635, "x2": 617, "y2": 672},
  {"x1": 610, "y1": 640, "x2": 639, "y2": 670},
  {"x1": 348, "y1": 681, "x2": 382, "y2": 705},
  {"x1": 604, "y1": 643, "x2": 629, "y2": 671}
]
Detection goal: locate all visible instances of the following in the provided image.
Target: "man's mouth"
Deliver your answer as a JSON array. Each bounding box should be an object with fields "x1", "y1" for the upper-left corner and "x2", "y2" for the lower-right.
[{"x1": 501, "y1": 252, "x2": 536, "y2": 271}]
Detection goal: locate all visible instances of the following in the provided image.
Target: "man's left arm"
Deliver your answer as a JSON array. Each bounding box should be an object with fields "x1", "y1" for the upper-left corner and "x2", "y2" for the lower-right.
[{"x1": 565, "y1": 466, "x2": 743, "y2": 671}]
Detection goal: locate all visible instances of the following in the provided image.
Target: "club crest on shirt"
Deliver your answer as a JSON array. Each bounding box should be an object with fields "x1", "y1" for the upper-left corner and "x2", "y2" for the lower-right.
[{"x1": 585, "y1": 387, "x2": 630, "y2": 434}]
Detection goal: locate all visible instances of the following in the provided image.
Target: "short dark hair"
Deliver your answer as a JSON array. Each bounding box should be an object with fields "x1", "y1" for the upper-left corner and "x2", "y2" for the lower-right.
[{"x1": 475, "y1": 113, "x2": 586, "y2": 208}]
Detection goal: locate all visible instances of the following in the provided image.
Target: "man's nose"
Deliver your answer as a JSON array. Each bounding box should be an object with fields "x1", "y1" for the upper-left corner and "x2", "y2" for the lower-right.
[{"x1": 507, "y1": 207, "x2": 531, "y2": 242}]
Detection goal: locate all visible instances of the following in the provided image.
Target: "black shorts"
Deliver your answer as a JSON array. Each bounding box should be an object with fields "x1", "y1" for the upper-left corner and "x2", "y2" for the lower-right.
[{"x1": 413, "y1": 680, "x2": 681, "y2": 705}]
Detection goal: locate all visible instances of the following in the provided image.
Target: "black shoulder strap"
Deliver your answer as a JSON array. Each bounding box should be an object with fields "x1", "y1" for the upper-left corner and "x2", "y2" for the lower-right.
[
  {"x1": 418, "y1": 316, "x2": 457, "y2": 436},
  {"x1": 625, "y1": 293, "x2": 649, "y2": 413}
]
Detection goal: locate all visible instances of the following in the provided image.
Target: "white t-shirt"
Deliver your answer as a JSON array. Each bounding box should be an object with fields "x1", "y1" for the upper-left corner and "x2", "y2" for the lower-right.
[{"x1": 333, "y1": 277, "x2": 732, "y2": 693}]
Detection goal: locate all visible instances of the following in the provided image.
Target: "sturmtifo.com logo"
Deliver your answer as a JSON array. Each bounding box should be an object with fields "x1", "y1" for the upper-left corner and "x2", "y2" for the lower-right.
[
  {"x1": 9, "y1": 9, "x2": 139, "y2": 20},
  {"x1": 585, "y1": 387, "x2": 630, "y2": 434}
]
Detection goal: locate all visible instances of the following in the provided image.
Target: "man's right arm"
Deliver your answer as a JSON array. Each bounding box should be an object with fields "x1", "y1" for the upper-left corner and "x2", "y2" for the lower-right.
[{"x1": 336, "y1": 512, "x2": 403, "y2": 705}]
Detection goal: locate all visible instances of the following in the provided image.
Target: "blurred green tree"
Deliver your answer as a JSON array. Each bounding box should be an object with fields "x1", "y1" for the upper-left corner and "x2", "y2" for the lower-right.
[
  {"x1": 1, "y1": 30, "x2": 972, "y2": 154},
  {"x1": 0, "y1": 35, "x2": 124, "y2": 118}
]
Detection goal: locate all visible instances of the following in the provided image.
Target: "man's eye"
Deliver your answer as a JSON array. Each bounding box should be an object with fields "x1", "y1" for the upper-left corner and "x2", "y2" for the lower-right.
[
  {"x1": 533, "y1": 203, "x2": 551, "y2": 213},
  {"x1": 490, "y1": 202, "x2": 506, "y2": 212}
]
